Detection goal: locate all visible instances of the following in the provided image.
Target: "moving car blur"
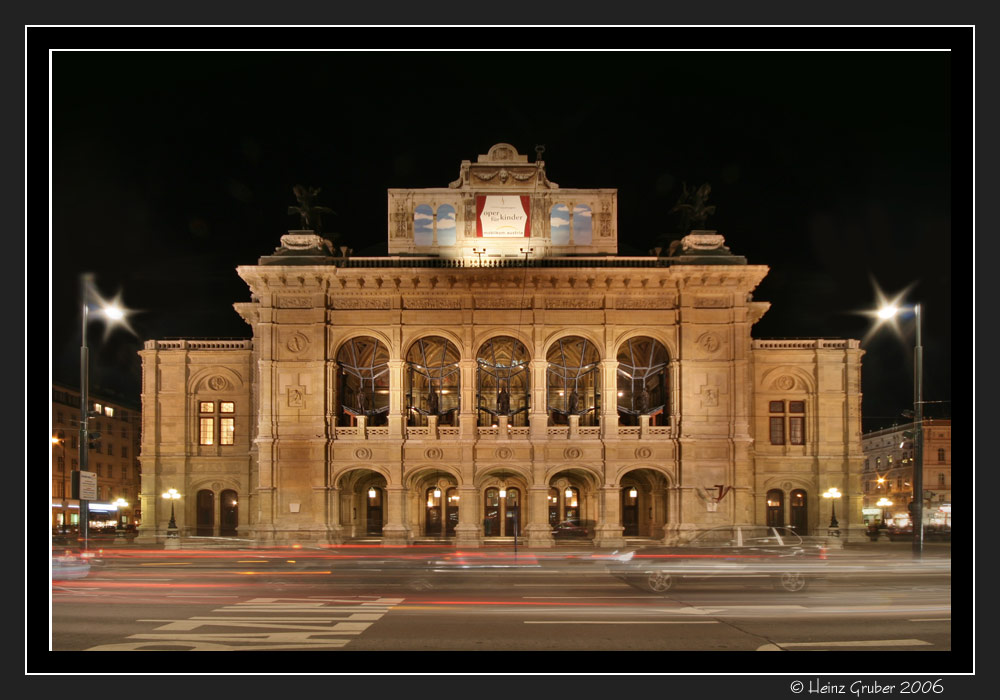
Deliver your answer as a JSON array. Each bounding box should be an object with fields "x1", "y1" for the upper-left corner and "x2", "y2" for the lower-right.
[{"x1": 607, "y1": 525, "x2": 822, "y2": 593}]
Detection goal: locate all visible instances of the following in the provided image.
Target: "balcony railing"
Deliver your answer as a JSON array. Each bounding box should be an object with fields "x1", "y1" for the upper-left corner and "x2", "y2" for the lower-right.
[{"x1": 328, "y1": 423, "x2": 672, "y2": 440}]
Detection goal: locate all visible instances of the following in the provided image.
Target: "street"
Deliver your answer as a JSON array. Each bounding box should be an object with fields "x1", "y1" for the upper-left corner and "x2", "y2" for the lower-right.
[{"x1": 50, "y1": 545, "x2": 952, "y2": 657}]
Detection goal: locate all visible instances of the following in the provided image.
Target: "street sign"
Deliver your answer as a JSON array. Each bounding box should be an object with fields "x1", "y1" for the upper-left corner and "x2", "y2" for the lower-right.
[{"x1": 72, "y1": 471, "x2": 98, "y2": 501}]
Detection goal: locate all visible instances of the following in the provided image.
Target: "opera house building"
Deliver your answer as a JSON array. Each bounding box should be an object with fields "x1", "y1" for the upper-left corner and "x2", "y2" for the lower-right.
[{"x1": 135, "y1": 144, "x2": 864, "y2": 548}]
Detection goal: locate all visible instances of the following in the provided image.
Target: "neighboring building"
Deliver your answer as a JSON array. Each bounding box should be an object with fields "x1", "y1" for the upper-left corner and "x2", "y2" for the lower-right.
[
  {"x1": 51, "y1": 385, "x2": 142, "y2": 531},
  {"x1": 861, "y1": 419, "x2": 951, "y2": 527},
  {"x1": 135, "y1": 143, "x2": 865, "y2": 546}
]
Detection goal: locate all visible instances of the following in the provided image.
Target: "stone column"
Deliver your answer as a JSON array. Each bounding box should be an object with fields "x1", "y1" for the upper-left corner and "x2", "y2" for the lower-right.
[
  {"x1": 453, "y1": 484, "x2": 481, "y2": 548},
  {"x1": 387, "y1": 359, "x2": 405, "y2": 439},
  {"x1": 528, "y1": 358, "x2": 549, "y2": 439},
  {"x1": 600, "y1": 359, "x2": 619, "y2": 439},
  {"x1": 324, "y1": 486, "x2": 344, "y2": 544},
  {"x1": 594, "y1": 485, "x2": 626, "y2": 548},
  {"x1": 525, "y1": 484, "x2": 555, "y2": 548},
  {"x1": 381, "y1": 485, "x2": 410, "y2": 546},
  {"x1": 459, "y1": 359, "x2": 477, "y2": 438}
]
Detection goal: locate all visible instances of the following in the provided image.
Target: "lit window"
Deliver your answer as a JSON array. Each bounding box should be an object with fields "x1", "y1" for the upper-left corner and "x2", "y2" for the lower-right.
[
  {"x1": 200, "y1": 418, "x2": 215, "y2": 445},
  {"x1": 94, "y1": 403, "x2": 102, "y2": 413},
  {"x1": 769, "y1": 399, "x2": 805, "y2": 445},
  {"x1": 105, "y1": 406, "x2": 114, "y2": 417},
  {"x1": 200, "y1": 401, "x2": 235, "y2": 446},
  {"x1": 220, "y1": 418, "x2": 235, "y2": 445}
]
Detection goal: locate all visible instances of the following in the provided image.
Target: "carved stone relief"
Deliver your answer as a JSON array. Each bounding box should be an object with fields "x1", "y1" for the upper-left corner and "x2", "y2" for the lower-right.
[
  {"x1": 697, "y1": 332, "x2": 722, "y2": 354},
  {"x1": 288, "y1": 385, "x2": 305, "y2": 408},
  {"x1": 545, "y1": 297, "x2": 603, "y2": 309},
  {"x1": 404, "y1": 297, "x2": 461, "y2": 310},
  {"x1": 425, "y1": 448, "x2": 444, "y2": 460},
  {"x1": 564, "y1": 447, "x2": 582, "y2": 460},
  {"x1": 207, "y1": 375, "x2": 228, "y2": 391},
  {"x1": 286, "y1": 332, "x2": 309, "y2": 354},
  {"x1": 495, "y1": 447, "x2": 513, "y2": 460},
  {"x1": 700, "y1": 385, "x2": 719, "y2": 407},
  {"x1": 330, "y1": 297, "x2": 392, "y2": 310},
  {"x1": 694, "y1": 296, "x2": 728, "y2": 308},
  {"x1": 277, "y1": 296, "x2": 312, "y2": 308},
  {"x1": 354, "y1": 448, "x2": 373, "y2": 460},
  {"x1": 635, "y1": 447, "x2": 652, "y2": 459},
  {"x1": 775, "y1": 375, "x2": 796, "y2": 391}
]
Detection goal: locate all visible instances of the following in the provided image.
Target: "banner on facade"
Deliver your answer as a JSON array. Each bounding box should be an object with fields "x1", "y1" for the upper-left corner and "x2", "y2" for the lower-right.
[{"x1": 476, "y1": 195, "x2": 531, "y2": 237}]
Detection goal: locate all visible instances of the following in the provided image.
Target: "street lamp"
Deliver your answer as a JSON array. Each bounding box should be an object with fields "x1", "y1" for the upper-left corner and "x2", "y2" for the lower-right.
[
  {"x1": 77, "y1": 274, "x2": 134, "y2": 551},
  {"x1": 822, "y1": 487, "x2": 842, "y2": 535},
  {"x1": 876, "y1": 497, "x2": 893, "y2": 527},
  {"x1": 162, "y1": 488, "x2": 181, "y2": 536},
  {"x1": 112, "y1": 497, "x2": 129, "y2": 542},
  {"x1": 876, "y1": 299, "x2": 924, "y2": 557}
]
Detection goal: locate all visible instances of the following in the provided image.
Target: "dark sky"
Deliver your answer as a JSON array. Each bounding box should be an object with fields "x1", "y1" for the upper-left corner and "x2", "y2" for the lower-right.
[{"x1": 46, "y1": 38, "x2": 960, "y2": 432}]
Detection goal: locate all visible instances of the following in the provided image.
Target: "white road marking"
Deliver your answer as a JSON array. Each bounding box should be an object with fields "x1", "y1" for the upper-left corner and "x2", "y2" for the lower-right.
[
  {"x1": 525, "y1": 620, "x2": 719, "y2": 624},
  {"x1": 757, "y1": 639, "x2": 932, "y2": 651},
  {"x1": 84, "y1": 595, "x2": 405, "y2": 651}
]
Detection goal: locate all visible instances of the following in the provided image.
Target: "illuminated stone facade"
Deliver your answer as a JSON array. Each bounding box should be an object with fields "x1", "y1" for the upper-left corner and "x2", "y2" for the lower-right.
[{"x1": 136, "y1": 144, "x2": 865, "y2": 547}]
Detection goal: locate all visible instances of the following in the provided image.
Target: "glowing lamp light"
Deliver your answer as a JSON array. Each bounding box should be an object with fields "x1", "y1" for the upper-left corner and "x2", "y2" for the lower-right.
[
  {"x1": 628, "y1": 486, "x2": 637, "y2": 498},
  {"x1": 565, "y1": 488, "x2": 573, "y2": 499},
  {"x1": 499, "y1": 486, "x2": 507, "y2": 498},
  {"x1": 368, "y1": 486, "x2": 377, "y2": 499},
  {"x1": 433, "y1": 487, "x2": 441, "y2": 498}
]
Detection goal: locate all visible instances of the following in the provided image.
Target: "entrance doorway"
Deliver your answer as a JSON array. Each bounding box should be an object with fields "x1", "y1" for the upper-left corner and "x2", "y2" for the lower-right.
[
  {"x1": 366, "y1": 486, "x2": 384, "y2": 536},
  {"x1": 220, "y1": 489, "x2": 238, "y2": 536},
  {"x1": 766, "y1": 489, "x2": 784, "y2": 528},
  {"x1": 196, "y1": 489, "x2": 214, "y2": 536},
  {"x1": 621, "y1": 486, "x2": 639, "y2": 536},
  {"x1": 790, "y1": 489, "x2": 808, "y2": 532}
]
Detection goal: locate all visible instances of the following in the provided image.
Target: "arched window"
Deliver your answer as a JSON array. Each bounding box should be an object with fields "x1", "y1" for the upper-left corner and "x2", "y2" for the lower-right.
[
  {"x1": 476, "y1": 336, "x2": 530, "y2": 426},
  {"x1": 766, "y1": 489, "x2": 785, "y2": 528},
  {"x1": 547, "y1": 336, "x2": 601, "y2": 426},
  {"x1": 337, "y1": 336, "x2": 390, "y2": 426},
  {"x1": 616, "y1": 337, "x2": 669, "y2": 426},
  {"x1": 484, "y1": 488, "x2": 501, "y2": 537},
  {"x1": 405, "y1": 336, "x2": 461, "y2": 426}
]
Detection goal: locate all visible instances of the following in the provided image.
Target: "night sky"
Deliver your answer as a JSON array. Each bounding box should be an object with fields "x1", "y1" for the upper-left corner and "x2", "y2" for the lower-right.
[{"x1": 46, "y1": 36, "x2": 960, "y2": 433}]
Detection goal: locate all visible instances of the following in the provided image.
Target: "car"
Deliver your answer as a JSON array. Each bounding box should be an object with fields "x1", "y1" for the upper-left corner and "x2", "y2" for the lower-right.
[
  {"x1": 551, "y1": 520, "x2": 591, "y2": 538},
  {"x1": 52, "y1": 552, "x2": 91, "y2": 581},
  {"x1": 887, "y1": 523, "x2": 913, "y2": 541},
  {"x1": 608, "y1": 525, "x2": 822, "y2": 593}
]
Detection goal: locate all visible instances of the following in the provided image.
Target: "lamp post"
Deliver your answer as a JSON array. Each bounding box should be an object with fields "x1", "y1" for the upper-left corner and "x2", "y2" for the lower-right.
[
  {"x1": 76, "y1": 274, "x2": 132, "y2": 552},
  {"x1": 162, "y1": 488, "x2": 181, "y2": 536},
  {"x1": 112, "y1": 497, "x2": 129, "y2": 543},
  {"x1": 876, "y1": 497, "x2": 893, "y2": 529},
  {"x1": 877, "y1": 300, "x2": 924, "y2": 557},
  {"x1": 822, "y1": 487, "x2": 842, "y2": 536}
]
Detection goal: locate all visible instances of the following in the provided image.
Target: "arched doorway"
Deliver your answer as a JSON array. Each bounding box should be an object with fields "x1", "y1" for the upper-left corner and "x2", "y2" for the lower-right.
[
  {"x1": 483, "y1": 486, "x2": 521, "y2": 537},
  {"x1": 621, "y1": 485, "x2": 640, "y2": 536},
  {"x1": 790, "y1": 489, "x2": 808, "y2": 532},
  {"x1": 766, "y1": 489, "x2": 785, "y2": 528},
  {"x1": 366, "y1": 486, "x2": 384, "y2": 536},
  {"x1": 196, "y1": 489, "x2": 214, "y2": 536},
  {"x1": 220, "y1": 489, "x2": 238, "y2": 536}
]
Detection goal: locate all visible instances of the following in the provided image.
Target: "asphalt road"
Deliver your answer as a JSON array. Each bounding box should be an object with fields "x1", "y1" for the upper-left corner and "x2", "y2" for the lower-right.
[{"x1": 49, "y1": 547, "x2": 952, "y2": 660}]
